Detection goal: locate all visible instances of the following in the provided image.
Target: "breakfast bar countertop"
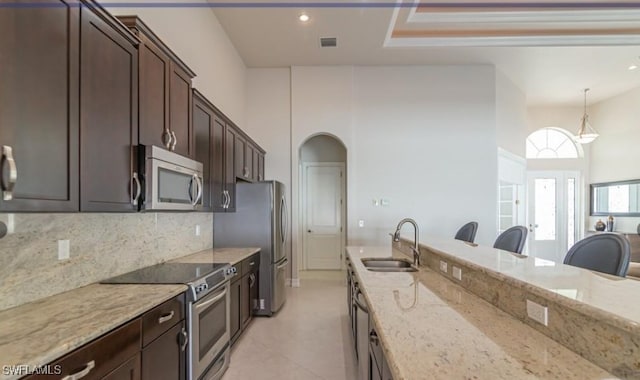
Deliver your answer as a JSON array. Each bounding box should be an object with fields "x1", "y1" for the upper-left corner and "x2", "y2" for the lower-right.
[{"x1": 346, "y1": 246, "x2": 614, "y2": 380}]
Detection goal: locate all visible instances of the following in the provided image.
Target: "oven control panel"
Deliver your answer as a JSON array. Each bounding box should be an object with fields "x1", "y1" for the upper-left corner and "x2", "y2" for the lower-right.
[
  {"x1": 225, "y1": 267, "x2": 238, "y2": 277},
  {"x1": 195, "y1": 283, "x2": 209, "y2": 294}
]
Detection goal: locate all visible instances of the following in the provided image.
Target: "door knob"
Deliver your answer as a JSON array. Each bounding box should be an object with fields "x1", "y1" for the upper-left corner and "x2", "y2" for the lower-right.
[{"x1": 307, "y1": 230, "x2": 312, "y2": 233}]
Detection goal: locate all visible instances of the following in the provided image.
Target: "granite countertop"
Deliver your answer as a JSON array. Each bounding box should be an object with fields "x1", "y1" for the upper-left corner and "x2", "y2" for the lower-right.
[
  {"x1": 0, "y1": 247, "x2": 259, "y2": 380},
  {"x1": 346, "y1": 246, "x2": 614, "y2": 380},
  {"x1": 171, "y1": 247, "x2": 260, "y2": 265},
  {"x1": 0, "y1": 283, "x2": 186, "y2": 380},
  {"x1": 418, "y1": 235, "x2": 640, "y2": 335}
]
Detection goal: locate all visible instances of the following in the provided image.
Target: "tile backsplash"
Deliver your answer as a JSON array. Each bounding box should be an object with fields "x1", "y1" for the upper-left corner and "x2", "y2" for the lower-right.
[{"x1": 0, "y1": 212, "x2": 213, "y2": 311}]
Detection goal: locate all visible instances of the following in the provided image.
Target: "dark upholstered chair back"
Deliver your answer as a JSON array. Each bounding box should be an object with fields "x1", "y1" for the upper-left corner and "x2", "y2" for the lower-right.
[
  {"x1": 563, "y1": 233, "x2": 630, "y2": 277},
  {"x1": 493, "y1": 226, "x2": 528, "y2": 254},
  {"x1": 455, "y1": 222, "x2": 478, "y2": 243}
]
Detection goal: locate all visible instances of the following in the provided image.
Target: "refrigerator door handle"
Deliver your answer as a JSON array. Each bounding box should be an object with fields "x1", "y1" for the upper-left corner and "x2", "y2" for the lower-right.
[
  {"x1": 276, "y1": 258, "x2": 289, "y2": 270},
  {"x1": 281, "y1": 195, "x2": 288, "y2": 245}
]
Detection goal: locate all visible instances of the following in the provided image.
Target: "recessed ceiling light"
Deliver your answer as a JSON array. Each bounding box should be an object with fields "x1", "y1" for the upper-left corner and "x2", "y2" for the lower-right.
[
  {"x1": 299, "y1": 14, "x2": 310, "y2": 22},
  {"x1": 629, "y1": 65, "x2": 638, "y2": 71}
]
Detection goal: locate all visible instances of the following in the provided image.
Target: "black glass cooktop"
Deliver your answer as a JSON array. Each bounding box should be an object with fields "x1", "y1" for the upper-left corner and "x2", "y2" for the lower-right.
[{"x1": 101, "y1": 262, "x2": 228, "y2": 285}]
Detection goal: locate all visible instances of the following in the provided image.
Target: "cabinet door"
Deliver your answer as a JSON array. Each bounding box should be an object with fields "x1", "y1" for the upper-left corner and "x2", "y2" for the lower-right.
[
  {"x1": 225, "y1": 126, "x2": 237, "y2": 212},
  {"x1": 251, "y1": 147, "x2": 259, "y2": 182},
  {"x1": 234, "y1": 134, "x2": 246, "y2": 180},
  {"x1": 137, "y1": 33, "x2": 170, "y2": 150},
  {"x1": 80, "y1": 6, "x2": 138, "y2": 212},
  {"x1": 240, "y1": 274, "x2": 251, "y2": 328},
  {"x1": 258, "y1": 153, "x2": 265, "y2": 181},
  {"x1": 245, "y1": 144, "x2": 254, "y2": 182},
  {"x1": 193, "y1": 95, "x2": 212, "y2": 211},
  {"x1": 104, "y1": 354, "x2": 141, "y2": 380},
  {"x1": 230, "y1": 277, "x2": 242, "y2": 345},
  {"x1": 249, "y1": 271, "x2": 259, "y2": 317},
  {"x1": 211, "y1": 115, "x2": 225, "y2": 212},
  {"x1": 169, "y1": 64, "x2": 193, "y2": 157},
  {"x1": 141, "y1": 321, "x2": 186, "y2": 380},
  {"x1": 0, "y1": 0, "x2": 79, "y2": 211}
]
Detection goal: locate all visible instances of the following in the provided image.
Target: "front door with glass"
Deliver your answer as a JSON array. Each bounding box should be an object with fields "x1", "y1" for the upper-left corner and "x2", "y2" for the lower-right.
[{"x1": 527, "y1": 171, "x2": 580, "y2": 262}]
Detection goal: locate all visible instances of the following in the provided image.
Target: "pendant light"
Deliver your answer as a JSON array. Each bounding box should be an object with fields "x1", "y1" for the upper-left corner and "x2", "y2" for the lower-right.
[{"x1": 575, "y1": 88, "x2": 599, "y2": 144}]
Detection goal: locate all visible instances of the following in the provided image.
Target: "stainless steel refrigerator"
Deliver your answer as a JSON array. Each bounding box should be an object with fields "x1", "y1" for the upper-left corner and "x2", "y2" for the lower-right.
[{"x1": 214, "y1": 180, "x2": 288, "y2": 316}]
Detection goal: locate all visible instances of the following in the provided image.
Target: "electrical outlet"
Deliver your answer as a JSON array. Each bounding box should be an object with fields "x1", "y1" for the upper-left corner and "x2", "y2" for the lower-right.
[
  {"x1": 58, "y1": 240, "x2": 70, "y2": 260},
  {"x1": 358, "y1": 220, "x2": 365, "y2": 228},
  {"x1": 195, "y1": 225, "x2": 201, "y2": 236},
  {"x1": 380, "y1": 199, "x2": 390, "y2": 207},
  {"x1": 372, "y1": 199, "x2": 379, "y2": 206},
  {"x1": 453, "y1": 266, "x2": 462, "y2": 281},
  {"x1": 439, "y1": 260, "x2": 448, "y2": 273},
  {"x1": 526, "y1": 300, "x2": 548, "y2": 326}
]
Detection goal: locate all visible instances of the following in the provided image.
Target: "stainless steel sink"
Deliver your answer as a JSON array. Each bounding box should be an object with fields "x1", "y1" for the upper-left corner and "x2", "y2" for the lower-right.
[{"x1": 361, "y1": 258, "x2": 418, "y2": 272}]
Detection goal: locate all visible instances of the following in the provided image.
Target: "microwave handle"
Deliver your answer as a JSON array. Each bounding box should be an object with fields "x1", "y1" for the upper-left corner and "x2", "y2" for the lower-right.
[
  {"x1": 190, "y1": 175, "x2": 202, "y2": 206},
  {"x1": 131, "y1": 172, "x2": 141, "y2": 206}
]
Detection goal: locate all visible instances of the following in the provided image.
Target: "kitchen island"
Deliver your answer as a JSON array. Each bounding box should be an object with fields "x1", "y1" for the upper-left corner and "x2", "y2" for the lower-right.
[{"x1": 346, "y1": 244, "x2": 632, "y2": 379}]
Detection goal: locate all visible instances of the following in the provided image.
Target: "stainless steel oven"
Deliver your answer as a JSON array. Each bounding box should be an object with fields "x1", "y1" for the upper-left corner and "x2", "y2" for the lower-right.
[
  {"x1": 189, "y1": 281, "x2": 230, "y2": 380},
  {"x1": 141, "y1": 145, "x2": 203, "y2": 211}
]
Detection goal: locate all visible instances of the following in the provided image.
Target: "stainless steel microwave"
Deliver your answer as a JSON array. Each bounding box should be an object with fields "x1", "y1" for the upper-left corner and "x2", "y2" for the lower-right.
[{"x1": 141, "y1": 145, "x2": 203, "y2": 211}]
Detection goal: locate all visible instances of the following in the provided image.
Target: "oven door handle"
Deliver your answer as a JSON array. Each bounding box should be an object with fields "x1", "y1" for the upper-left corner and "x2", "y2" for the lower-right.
[{"x1": 195, "y1": 286, "x2": 227, "y2": 311}]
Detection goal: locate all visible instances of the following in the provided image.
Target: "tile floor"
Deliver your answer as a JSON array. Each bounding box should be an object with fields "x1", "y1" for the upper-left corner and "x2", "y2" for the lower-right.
[{"x1": 222, "y1": 271, "x2": 358, "y2": 380}]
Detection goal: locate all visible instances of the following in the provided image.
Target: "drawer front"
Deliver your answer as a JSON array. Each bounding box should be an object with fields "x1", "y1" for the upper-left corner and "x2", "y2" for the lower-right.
[
  {"x1": 103, "y1": 353, "x2": 141, "y2": 380},
  {"x1": 142, "y1": 294, "x2": 185, "y2": 347},
  {"x1": 241, "y1": 253, "x2": 260, "y2": 276},
  {"x1": 26, "y1": 319, "x2": 141, "y2": 380}
]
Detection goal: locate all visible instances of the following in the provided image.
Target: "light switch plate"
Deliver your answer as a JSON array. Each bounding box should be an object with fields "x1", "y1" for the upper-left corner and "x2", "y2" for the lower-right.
[
  {"x1": 439, "y1": 260, "x2": 448, "y2": 273},
  {"x1": 58, "y1": 240, "x2": 70, "y2": 260},
  {"x1": 526, "y1": 299, "x2": 548, "y2": 326},
  {"x1": 453, "y1": 266, "x2": 462, "y2": 281},
  {"x1": 195, "y1": 225, "x2": 201, "y2": 236}
]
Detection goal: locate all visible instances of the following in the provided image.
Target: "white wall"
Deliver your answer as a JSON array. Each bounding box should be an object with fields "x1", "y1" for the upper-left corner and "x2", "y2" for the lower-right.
[
  {"x1": 247, "y1": 65, "x2": 500, "y2": 281},
  {"x1": 496, "y1": 69, "x2": 527, "y2": 158},
  {"x1": 588, "y1": 86, "x2": 640, "y2": 233},
  {"x1": 244, "y1": 68, "x2": 293, "y2": 278},
  {"x1": 108, "y1": 0, "x2": 247, "y2": 126},
  {"x1": 351, "y1": 66, "x2": 498, "y2": 247}
]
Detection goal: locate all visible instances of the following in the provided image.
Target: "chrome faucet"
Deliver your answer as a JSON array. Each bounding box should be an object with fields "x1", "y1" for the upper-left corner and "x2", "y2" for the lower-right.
[{"x1": 392, "y1": 218, "x2": 421, "y2": 266}]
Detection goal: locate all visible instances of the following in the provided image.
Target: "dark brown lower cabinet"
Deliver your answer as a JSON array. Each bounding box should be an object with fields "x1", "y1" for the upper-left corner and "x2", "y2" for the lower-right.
[
  {"x1": 230, "y1": 253, "x2": 261, "y2": 346},
  {"x1": 230, "y1": 269, "x2": 242, "y2": 345},
  {"x1": 141, "y1": 321, "x2": 186, "y2": 380},
  {"x1": 23, "y1": 293, "x2": 186, "y2": 380},
  {"x1": 369, "y1": 328, "x2": 394, "y2": 380},
  {"x1": 104, "y1": 354, "x2": 141, "y2": 380}
]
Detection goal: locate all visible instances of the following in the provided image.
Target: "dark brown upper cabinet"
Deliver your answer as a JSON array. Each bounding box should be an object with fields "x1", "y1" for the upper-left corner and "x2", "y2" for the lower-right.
[
  {"x1": 117, "y1": 16, "x2": 196, "y2": 158},
  {"x1": 193, "y1": 89, "x2": 239, "y2": 213},
  {"x1": 234, "y1": 135, "x2": 265, "y2": 183},
  {"x1": 80, "y1": 3, "x2": 140, "y2": 212},
  {"x1": 0, "y1": 0, "x2": 80, "y2": 212}
]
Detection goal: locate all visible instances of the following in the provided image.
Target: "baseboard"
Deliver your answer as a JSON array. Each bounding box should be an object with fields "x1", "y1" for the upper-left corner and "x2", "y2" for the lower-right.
[{"x1": 286, "y1": 278, "x2": 301, "y2": 287}]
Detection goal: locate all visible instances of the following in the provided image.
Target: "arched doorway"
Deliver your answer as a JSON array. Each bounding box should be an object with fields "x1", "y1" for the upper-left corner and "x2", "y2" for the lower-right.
[{"x1": 299, "y1": 134, "x2": 347, "y2": 270}]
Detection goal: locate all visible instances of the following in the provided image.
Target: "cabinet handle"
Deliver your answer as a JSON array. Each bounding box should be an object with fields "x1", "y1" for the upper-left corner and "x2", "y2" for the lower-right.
[
  {"x1": 179, "y1": 327, "x2": 188, "y2": 352},
  {"x1": 158, "y1": 310, "x2": 175, "y2": 324},
  {"x1": 249, "y1": 273, "x2": 256, "y2": 287},
  {"x1": 225, "y1": 190, "x2": 231, "y2": 209},
  {"x1": 61, "y1": 360, "x2": 95, "y2": 380},
  {"x1": 131, "y1": 172, "x2": 141, "y2": 206},
  {"x1": 1, "y1": 145, "x2": 17, "y2": 201},
  {"x1": 249, "y1": 261, "x2": 255, "y2": 267},
  {"x1": 258, "y1": 174, "x2": 262, "y2": 181},
  {"x1": 221, "y1": 191, "x2": 227, "y2": 208},
  {"x1": 170, "y1": 131, "x2": 177, "y2": 151},
  {"x1": 244, "y1": 167, "x2": 249, "y2": 178},
  {"x1": 162, "y1": 130, "x2": 172, "y2": 150},
  {"x1": 369, "y1": 331, "x2": 379, "y2": 346}
]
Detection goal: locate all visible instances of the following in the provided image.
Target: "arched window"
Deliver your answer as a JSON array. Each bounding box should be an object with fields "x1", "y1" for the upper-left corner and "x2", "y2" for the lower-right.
[{"x1": 526, "y1": 127, "x2": 581, "y2": 159}]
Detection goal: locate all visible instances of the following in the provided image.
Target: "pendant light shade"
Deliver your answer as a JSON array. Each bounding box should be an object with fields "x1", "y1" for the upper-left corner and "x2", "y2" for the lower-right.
[{"x1": 575, "y1": 88, "x2": 599, "y2": 144}]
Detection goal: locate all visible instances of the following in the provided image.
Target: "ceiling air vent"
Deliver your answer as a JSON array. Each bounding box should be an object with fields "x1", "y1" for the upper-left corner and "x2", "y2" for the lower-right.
[{"x1": 320, "y1": 37, "x2": 337, "y2": 48}]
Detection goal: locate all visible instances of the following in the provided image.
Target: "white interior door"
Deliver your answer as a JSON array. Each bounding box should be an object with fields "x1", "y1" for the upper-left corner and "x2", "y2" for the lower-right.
[
  {"x1": 527, "y1": 171, "x2": 579, "y2": 262},
  {"x1": 303, "y1": 163, "x2": 344, "y2": 270}
]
